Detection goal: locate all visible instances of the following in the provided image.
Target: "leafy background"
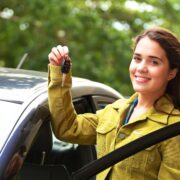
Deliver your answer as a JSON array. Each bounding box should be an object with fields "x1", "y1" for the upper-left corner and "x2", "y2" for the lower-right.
[{"x1": 1, "y1": 0, "x2": 180, "y2": 96}]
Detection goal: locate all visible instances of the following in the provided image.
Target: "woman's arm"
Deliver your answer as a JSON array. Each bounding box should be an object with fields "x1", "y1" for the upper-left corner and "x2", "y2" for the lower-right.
[{"x1": 48, "y1": 46, "x2": 98, "y2": 145}]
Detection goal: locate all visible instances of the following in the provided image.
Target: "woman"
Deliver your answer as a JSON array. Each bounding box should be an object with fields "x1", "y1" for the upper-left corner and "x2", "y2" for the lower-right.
[{"x1": 48, "y1": 27, "x2": 180, "y2": 179}]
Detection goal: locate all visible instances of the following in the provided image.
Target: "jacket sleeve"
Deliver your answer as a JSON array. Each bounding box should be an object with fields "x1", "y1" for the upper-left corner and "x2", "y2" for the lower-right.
[
  {"x1": 48, "y1": 64, "x2": 98, "y2": 145},
  {"x1": 158, "y1": 135, "x2": 180, "y2": 179}
]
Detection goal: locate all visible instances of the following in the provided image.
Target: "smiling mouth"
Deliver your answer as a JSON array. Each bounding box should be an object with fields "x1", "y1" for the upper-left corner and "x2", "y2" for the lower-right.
[{"x1": 135, "y1": 75, "x2": 151, "y2": 82}]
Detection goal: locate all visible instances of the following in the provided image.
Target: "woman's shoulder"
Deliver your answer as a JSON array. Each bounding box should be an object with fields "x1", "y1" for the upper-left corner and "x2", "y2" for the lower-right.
[{"x1": 168, "y1": 107, "x2": 180, "y2": 124}]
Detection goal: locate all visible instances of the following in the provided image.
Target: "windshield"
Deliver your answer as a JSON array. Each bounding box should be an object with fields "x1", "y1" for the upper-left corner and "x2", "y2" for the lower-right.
[{"x1": 0, "y1": 100, "x2": 21, "y2": 151}]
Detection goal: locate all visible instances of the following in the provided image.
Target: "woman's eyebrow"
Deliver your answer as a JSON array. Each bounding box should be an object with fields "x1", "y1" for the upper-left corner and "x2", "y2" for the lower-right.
[
  {"x1": 133, "y1": 53, "x2": 141, "y2": 57},
  {"x1": 134, "y1": 53, "x2": 162, "y2": 61},
  {"x1": 149, "y1": 56, "x2": 163, "y2": 61}
]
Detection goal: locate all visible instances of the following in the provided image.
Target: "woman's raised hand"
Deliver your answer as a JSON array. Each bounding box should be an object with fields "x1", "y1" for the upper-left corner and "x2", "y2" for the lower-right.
[{"x1": 48, "y1": 45, "x2": 69, "y2": 66}]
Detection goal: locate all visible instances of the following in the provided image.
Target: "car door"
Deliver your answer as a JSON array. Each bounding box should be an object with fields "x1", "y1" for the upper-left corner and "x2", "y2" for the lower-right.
[{"x1": 1, "y1": 94, "x2": 50, "y2": 180}]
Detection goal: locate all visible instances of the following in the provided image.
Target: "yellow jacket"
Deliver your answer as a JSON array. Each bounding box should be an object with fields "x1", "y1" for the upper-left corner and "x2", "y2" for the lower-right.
[{"x1": 48, "y1": 64, "x2": 180, "y2": 180}]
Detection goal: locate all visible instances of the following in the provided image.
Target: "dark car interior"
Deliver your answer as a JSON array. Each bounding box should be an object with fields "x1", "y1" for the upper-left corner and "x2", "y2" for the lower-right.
[
  {"x1": 20, "y1": 121, "x2": 73, "y2": 180},
  {"x1": 19, "y1": 95, "x2": 107, "y2": 180}
]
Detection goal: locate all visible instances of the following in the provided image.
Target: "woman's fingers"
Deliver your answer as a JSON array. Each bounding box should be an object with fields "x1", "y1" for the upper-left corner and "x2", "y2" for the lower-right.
[
  {"x1": 48, "y1": 53, "x2": 59, "y2": 65},
  {"x1": 63, "y1": 46, "x2": 69, "y2": 54},
  {"x1": 49, "y1": 45, "x2": 69, "y2": 65},
  {"x1": 57, "y1": 45, "x2": 69, "y2": 56}
]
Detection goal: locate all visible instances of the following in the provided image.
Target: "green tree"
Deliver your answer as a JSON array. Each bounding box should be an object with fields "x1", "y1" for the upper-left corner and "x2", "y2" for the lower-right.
[{"x1": 1, "y1": 0, "x2": 180, "y2": 96}]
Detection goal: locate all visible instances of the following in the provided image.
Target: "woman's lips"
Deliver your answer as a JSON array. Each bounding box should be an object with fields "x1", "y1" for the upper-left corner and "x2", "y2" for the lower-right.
[{"x1": 135, "y1": 75, "x2": 151, "y2": 83}]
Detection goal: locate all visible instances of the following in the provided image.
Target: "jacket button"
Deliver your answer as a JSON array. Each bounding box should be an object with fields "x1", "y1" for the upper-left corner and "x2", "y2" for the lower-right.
[{"x1": 119, "y1": 133, "x2": 126, "y2": 140}]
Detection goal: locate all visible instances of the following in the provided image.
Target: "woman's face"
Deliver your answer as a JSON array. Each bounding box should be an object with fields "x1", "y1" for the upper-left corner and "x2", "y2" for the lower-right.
[{"x1": 129, "y1": 36, "x2": 176, "y2": 97}]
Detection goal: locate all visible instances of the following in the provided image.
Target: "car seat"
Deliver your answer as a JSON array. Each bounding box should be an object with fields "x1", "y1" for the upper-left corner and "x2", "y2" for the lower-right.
[{"x1": 20, "y1": 120, "x2": 70, "y2": 180}]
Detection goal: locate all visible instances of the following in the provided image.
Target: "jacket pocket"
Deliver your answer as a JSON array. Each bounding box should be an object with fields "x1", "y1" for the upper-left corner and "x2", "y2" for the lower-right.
[
  {"x1": 129, "y1": 132, "x2": 157, "y2": 169},
  {"x1": 96, "y1": 123, "x2": 116, "y2": 134},
  {"x1": 96, "y1": 123, "x2": 117, "y2": 157},
  {"x1": 131, "y1": 144, "x2": 157, "y2": 170}
]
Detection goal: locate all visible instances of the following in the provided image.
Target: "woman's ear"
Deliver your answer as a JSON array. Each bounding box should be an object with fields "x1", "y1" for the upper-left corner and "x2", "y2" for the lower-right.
[{"x1": 168, "y1": 68, "x2": 178, "y2": 81}]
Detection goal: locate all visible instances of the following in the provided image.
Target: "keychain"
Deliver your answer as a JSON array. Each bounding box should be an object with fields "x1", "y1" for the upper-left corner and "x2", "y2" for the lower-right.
[{"x1": 61, "y1": 56, "x2": 71, "y2": 87}]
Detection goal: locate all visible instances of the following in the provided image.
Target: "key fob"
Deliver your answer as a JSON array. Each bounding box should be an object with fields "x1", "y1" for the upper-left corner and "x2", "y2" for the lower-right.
[{"x1": 61, "y1": 59, "x2": 71, "y2": 74}]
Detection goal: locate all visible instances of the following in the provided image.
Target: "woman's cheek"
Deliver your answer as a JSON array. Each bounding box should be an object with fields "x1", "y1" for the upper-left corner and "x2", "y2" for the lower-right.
[{"x1": 129, "y1": 62, "x2": 136, "y2": 80}]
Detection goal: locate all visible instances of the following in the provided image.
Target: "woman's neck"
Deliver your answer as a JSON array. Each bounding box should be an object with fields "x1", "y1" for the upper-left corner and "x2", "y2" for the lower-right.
[
  {"x1": 128, "y1": 93, "x2": 157, "y2": 123},
  {"x1": 136, "y1": 93, "x2": 162, "y2": 110}
]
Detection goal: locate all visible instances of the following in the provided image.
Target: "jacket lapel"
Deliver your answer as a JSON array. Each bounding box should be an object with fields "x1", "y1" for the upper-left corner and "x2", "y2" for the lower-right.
[{"x1": 112, "y1": 93, "x2": 174, "y2": 125}]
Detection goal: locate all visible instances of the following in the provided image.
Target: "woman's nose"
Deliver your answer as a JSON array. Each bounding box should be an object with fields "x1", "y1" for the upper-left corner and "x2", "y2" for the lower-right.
[{"x1": 137, "y1": 60, "x2": 148, "y2": 72}]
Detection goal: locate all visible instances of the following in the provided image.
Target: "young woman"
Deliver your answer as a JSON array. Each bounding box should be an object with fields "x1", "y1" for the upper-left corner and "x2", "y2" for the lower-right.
[{"x1": 48, "y1": 27, "x2": 180, "y2": 179}]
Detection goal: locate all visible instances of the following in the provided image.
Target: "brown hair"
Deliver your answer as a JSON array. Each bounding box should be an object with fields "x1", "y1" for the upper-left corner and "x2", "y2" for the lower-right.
[{"x1": 133, "y1": 27, "x2": 180, "y2": 109}]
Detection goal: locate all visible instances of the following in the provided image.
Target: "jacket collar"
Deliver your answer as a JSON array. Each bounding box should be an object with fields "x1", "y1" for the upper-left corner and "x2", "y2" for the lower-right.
[
  {"x1": 147, "y1": 96, "x2": 174, "y2": 124},
  {"x1": 112, "y1": 93, "x2": 138, "y2": 109},
  {"x1": 112, "y1": 93, "x2": 175, "y2": 125}
]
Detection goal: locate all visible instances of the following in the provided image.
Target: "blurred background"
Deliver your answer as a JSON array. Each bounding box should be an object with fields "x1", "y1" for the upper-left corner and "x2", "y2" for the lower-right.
[{"x1": 1, "y1": 0, "x2": 180, "y2": 96}]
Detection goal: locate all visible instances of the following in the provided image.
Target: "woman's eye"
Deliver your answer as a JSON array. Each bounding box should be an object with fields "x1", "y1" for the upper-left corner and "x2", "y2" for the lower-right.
[
  {"x1": 133, "y1": 56, "x2": 141, "y2": 62},
  {"x1": 151, "y1": 59, "x2": 159, "y2": 65}
]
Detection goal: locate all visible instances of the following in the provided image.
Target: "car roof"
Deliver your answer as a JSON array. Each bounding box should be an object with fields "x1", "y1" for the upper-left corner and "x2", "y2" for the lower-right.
[
  {"x1": 0, "y1": 67, "x2": 47, "y2": 103},
  {"x1": 0, "y1": 67, "x2": 122, "y2": 104}
]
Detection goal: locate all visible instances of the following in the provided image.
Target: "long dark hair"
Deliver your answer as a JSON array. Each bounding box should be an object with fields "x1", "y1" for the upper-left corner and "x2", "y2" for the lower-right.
[{"x1": 133, "y1": 27, "x2": 180, "y2": 109}]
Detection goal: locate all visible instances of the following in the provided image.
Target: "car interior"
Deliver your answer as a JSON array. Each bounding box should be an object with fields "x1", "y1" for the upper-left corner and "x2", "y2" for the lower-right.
[{"x1": 19, "y1": 95, "x2": 106, "y2": 180}]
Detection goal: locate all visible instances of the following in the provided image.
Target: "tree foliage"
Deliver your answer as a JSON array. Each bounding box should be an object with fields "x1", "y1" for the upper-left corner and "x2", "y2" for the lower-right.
[{"x1": 1, "y1": 0, "x2": 180, "y2": 96}]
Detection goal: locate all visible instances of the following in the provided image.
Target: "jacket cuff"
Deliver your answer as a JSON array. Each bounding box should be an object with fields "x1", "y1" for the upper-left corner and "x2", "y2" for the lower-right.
[
  {"x1": 48, "y1": 64, "x2": 62, "y2": 79},
  {"x1": 48, "y1": 64, "x2": 72, "y2": 86}
]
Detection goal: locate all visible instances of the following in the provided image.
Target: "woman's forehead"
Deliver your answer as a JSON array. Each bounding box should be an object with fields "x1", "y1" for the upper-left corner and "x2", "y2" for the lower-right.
[{"x1": 134, "y1": 37, "x2": 167, "y2": 58}]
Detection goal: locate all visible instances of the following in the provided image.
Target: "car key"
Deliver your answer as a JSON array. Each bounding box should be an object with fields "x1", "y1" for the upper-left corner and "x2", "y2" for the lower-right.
[{"x1": 61, "y1": 56, "x2": 71, "y2": 87}]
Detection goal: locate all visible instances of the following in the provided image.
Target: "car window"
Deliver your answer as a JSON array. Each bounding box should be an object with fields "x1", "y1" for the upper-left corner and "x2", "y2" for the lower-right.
[
  {"x1": 73, "y1": 97, "x2": 92, "y2": 113},
  {"x1": 92, "y1": 95, "x2": 118, "y2": 110}
]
